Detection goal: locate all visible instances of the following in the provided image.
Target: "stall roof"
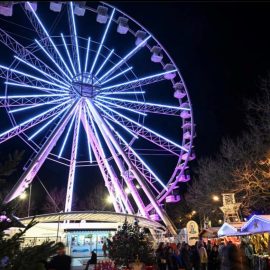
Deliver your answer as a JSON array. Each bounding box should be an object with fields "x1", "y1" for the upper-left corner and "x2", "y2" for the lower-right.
[
  {"x1": 241, "y1": 215, "x2": 270, "y2": 233},
  {"x1": 218, "y1": 222, "x2": 246, "y2": 237},
  {"x1": 200, "y1": 227, "x2": 219, "y2": 238}
]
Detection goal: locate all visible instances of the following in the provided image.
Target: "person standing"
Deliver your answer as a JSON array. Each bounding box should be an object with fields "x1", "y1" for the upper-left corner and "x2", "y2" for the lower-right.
[
  {"x1": 208, "y1": 245, "x2": 220, "y2": 270},
  {"x1": 221, "y1": 241, "x2": 242, "y2": 270},
  {"x1": 48, "y1": 243, "x2": 71, "y2": 270},
  {"x1": 190, "y1": 245, "x2": 200, "y2": 270},
  {"x1": 198, "y1": 243, "x2": 208, "y2": 270},
  {"x1": 156, "y1": 242, "x2": 166, "y2": 270},
  {"x1": 85, "y1": 251, "x2": 97, "y2": 270},
  {"x1": 180, "y1": 244, "x2": 192, "y2": 270},
  {"x1": 102, "y1": 242, "x2": 108, "y2": 257}
]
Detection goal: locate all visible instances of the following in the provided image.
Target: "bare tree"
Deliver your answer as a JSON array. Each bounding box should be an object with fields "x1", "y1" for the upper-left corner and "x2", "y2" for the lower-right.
[
  {"x1": 42, "y1": 187, "x2": 66, "y2": 213},
  {"x1": 0, "y1": 150, "x2": 24, "y2": 202},
  {"x1": 186, "y1": 78, "x2": 270, "y2": 220},
  {"x1": 78, "y1": 183, "x2": 113, "y2": 211}
]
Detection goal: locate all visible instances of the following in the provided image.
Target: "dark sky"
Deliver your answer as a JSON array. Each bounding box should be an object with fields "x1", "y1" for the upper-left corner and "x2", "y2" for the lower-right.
[
  {"x1": 114, "y1": 1, "x2": 270, "y2": 157},
  {"x1": 1, "y1": 2, "x2": 270, "y2": 207}
]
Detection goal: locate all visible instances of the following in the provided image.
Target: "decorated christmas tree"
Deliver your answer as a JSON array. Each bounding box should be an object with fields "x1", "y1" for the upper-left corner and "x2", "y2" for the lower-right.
[{"x1": 107, "y1": 219, "x2": 155, "y2": 267}]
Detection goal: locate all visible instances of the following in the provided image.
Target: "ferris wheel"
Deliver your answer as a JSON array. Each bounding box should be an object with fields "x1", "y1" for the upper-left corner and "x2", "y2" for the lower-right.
[{"x1": 0, "y1": 1, "x2": 195, "y2": 235}]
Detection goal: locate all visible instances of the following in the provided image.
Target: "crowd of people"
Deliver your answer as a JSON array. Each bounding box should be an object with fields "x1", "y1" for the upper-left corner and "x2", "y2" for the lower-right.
[{"x1": 156, "y1": 239, "x2": 254, "y2": 270}]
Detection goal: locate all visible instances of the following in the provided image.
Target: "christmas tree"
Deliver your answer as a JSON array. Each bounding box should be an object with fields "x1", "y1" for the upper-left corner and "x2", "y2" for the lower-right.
[
  {"x1": 107, "y1": 219, "x2": 155, "y2": 267},
  {"x1": 0, "y1": 204, "x2": 59, "y2": 270}
]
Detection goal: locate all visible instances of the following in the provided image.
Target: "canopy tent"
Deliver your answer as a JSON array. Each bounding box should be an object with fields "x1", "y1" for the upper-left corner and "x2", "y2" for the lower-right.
[{"x1": 241, "y1": 215, "x2": 270, "y2": 234}]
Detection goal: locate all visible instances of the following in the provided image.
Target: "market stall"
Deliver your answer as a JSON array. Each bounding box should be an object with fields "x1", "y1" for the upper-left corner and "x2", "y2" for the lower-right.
[{"x1": 241, "y1": 215, "x2": 270, "y2": 270}]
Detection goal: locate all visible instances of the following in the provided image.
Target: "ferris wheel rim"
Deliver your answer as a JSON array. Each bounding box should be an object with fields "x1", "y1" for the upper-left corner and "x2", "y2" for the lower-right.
[{"x1": 0, "y1": 1, "x2": 195, "y2": 226}]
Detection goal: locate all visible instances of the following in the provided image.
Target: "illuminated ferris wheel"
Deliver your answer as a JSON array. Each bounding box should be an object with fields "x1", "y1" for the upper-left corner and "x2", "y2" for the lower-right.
[{"x1": 0, "y1": 1, "x2": 195, "y2": 234}]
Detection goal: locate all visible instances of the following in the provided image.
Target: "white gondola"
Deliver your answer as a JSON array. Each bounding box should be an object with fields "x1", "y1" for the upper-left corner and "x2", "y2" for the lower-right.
[
  {"x1": 25, "y1": 2, "x2": 37, "y2": 12},
  {"x1": 117, "y1": 17, "x2": 129, "y2": 34},
  {"x1": 164, "y1": 64, "x2": 176, "y2": 80},
  {"x1": 74, "y1": 2, "x2": 86, "y2": 16},
  {"x1": 174, "y1": 82, "x2": 186, "y2": 99},
  {"x1": 166, "y1": 194, "x2": 181, "y2": 203},
  {"x1": 135, "y1": 30, "x2": 147, "y2": 46},
  {"x1": 49, "y1": 2, "x2": 62, "y2": 12},
  {"x1": 0, "y1": 2, "x2": 13, "y2": 16},
  {"x1": 96, "y1": 5, "x2": 108, "y2": 23},
  {"x1": 151, "y1": 46, "x2": 163, "y2": 63}
]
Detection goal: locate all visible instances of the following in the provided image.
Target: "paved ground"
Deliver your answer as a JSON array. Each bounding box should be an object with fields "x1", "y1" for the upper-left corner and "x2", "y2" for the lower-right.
[{"x1": 71, "y1": 258, "x2": 107, "y2": 270}]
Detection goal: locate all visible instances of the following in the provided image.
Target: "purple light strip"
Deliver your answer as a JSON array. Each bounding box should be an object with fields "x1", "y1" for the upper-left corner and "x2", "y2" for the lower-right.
[
  {"x1": 100, "y1": 69, "x2": 177, "y2": 91},
  {"x1": 99, "y1": 91, "x2": 145, "y2": 96},
  {"x1": 95, "y1": 102, "x2": 139, "y2": 139},
  {"x1": 97, "y1": 36, "x2": 151, "y2": 82},
  {"x1": 0, "y1": 100, "x2": 71, "y2": 138},
  {"x1": 84, "y1": 37, "x2": 91, "y2": 73},
  {"x1": 9, "y1": 96, "x2": 69, "y2": 113},
  {"x1": 61, "y1": 33, "x2": 76, "y2": 75},
  {"x1": 14, "y1": 56, "x2": 70, "y2": 88},
  {"x1": 5, "y1": 82, "x2": 69, "y2": 94},
  {"x1": 26, "y1": 1, "x2": 73, "y2": 78},
  {"x1": 89, "y1": 9, "x2": 115, "y2": 74},
  {"x1": 58, "y1": 104, "x2": 79, "y2": 158},
  {"x1": 96, "y1": 101, "x2": 188, "y2": 152},
  {"x1": 69, "y1": 2, "x2": 81, "y2": 74},
  {"x1": 28, "y1": 104, "x2": 71, "y2": 140},
  {"x1": 99, "y1": 96, "x2": 188, "y2": 110},
  {"x1": 94, "y1": 49, "x2": 114, "y2": 77},
  {"x1": 35, "y1": 39, "x2": 72, "y2": 82},
  {"x1": 95, "y1": 99, "x2": 147, "y2": 116},
  {"x1": 114, "y1": 130, "x2": 167, "y2": 190},
  {"x1": 0, "y1": 64, "x2": 70, "y2": 89},
  {"x1": 100, "y1": 67, "x2": 133, "y2": 85}
]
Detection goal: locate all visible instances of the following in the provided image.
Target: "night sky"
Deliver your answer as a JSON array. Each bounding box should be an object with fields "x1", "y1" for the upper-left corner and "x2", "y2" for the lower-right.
[
  {"x1": 114, "y1": 1, "x2": 270, "y2": 157},
  {"x1": 1, "y1": 2, "x2": 270, "y2": 207}
]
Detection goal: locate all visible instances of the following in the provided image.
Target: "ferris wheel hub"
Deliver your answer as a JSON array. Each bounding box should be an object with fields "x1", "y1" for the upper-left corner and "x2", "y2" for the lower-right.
[{"x1": 71, "y1": 72, "x2": 100, "y2": 98}]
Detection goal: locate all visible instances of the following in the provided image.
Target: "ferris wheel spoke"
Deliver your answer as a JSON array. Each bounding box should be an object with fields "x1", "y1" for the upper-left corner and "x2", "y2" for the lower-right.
[
  {"x1": 60, "y1": 33, "x2": 76, "y2": 76},
  {"x1": 84, "y1": 37, "x2": 91, "y2": 73},
  {"x1": 24, "y1": 2, "x2": 74, "y2": 78},
  {"x1": 0, "y1": 94, "x2": 69, "y2": 107},
  {"x1": 82, "y1": 103, "x2": 133, "y2": 213},
  {"x1": 0, "y1": 64, "x2": 70, "y2": 90},
  {"x1": 101, "y1": 91, "x2": 145, "y2": 96},
  {"x1": 99, "y1": 69, "x2": 177, "y2": 93},
  {"x1": 28, "y1": 105, "x2": 71, "y2": 140},
  {"x1": 64, "y1": 103, "x2": 82, "y2": 212},
  {"x1": 95, "y1": 102, "x2": 187, "y2": 155},
  {"x1": 86, "y1": 99, "x2": 147, "y2": 216},
  {"x1": 81, "y1": 116, "x2": 122, "y2": 213},
  {"x1": 4, "y1": 82, "x2": 69, "y2": 94},
  {"x1": 99, "y1": 67, "x2": 133, "y2": 85},
  {"x1": 3, "y1": 102, "x2": 78, "y2": 204},
  {"x1": 0, "y1": 27, "x2": 69, "y2": 85},
  {"x1": 97, "y1": 96, "x2": 186, "y2": 116},
  {"x1": 68, "y1": 2, "x2": 81, "y2": 74},
  {"x1": 35, "y1": 40, "x2": 72, "y2": 82},
  {"x1": 94, "y1": 49, "x2": 114, "y2": 77},
  {"x1": 86, "y1": 99, "x2": 177, "y2": 227},
  {"x1": 104, "y1": 119, "x2": 163, "y2": 194},
  {"x1": 58, "y1": 104, "x2": 79, "y2": 158},
  {"x1": 97, "y1": 36, "x2": 151, "y2": 82},
  {"x1": 89, "y1": 8, "x2": 115, "y2": 74},
  {"x1": 0, "y1": 100, "x2": 72, "y2": 145},
  {"x1": 97, "y1": 106, "x2": 139, "y2": 139},
  {"x1": 95, "y1": 99, "x2": 147, "y2": 116},
  {"x1": 14, "y1": 56, "x2": 70, "y2": 88},
  {"x1": 8, "y1": 97, "x2": 70, "y2": 113}
]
